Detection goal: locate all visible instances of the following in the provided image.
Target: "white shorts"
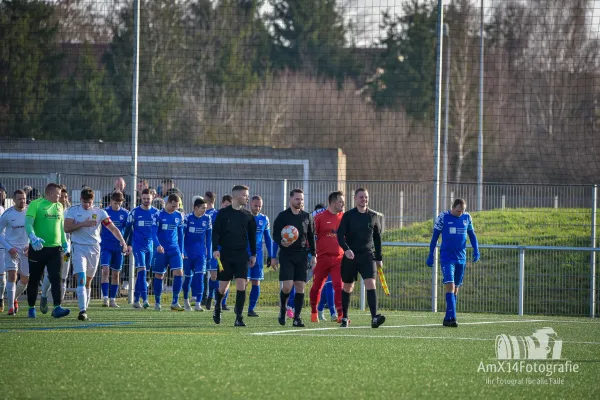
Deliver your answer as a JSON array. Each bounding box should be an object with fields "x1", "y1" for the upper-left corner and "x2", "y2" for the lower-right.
[
  {"x1": 72, "y1": 244, "x2": 100, "y2": 278},
  {"x1": 4, "y1": 246, "x2": 29, "y2": 276}
]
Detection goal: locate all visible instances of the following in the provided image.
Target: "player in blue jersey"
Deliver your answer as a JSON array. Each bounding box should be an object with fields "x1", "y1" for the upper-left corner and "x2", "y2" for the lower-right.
[
  {"x1": 124, "y1": 188, "x2": 158, "y2": 309},
  {"x1": 152, "y1": 194, "x2": 185, "y2": 311},
  {"x1": 427, "y1": 198, "x2": 480, "y2": 327},
  {"x1": 183, "y1": 197, "x2": 212, "y2": 311},
  {"x1": 205, "y1": 194, "x2": 232, "y2": 310},
  {"x1": 100, "y1": 191, "x2": 130, "y2": 308},
  {"x1": 246, "y1": 195, "x2": 275, "y2": 317},
  {"x1": 317, "y1": 274, "x2": 337, "y2": 321}
]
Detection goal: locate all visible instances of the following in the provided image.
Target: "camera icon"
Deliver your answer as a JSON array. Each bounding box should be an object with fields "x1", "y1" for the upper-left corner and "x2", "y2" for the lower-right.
[{"x1": 496, "y1": 327, "x2": 563, "y2": 360}]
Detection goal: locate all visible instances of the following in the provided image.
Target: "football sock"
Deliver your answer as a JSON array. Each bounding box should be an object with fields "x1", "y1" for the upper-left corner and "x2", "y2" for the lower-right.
[
  {"x1": 183, "y1": 276, "x2": 192, "y2": 300},
  {"x1": 366, "y1": 289, "x2": 377, "y2": 318},
  {"x1": 109, "y1": 284, "x2": 119, "y2": 300},
  {"x1": 154, "y1": 277, "x2": 163, "y2": 304},
  {"x1": 101, "y1": 282, "x2": 109, "y2": 298},
  {"x1": 248, "y1": 284, "x2": 260, "y2": 312},
  {"x1": 293, "y1": 292, "x2": 304, "y2": 319},
  {"x1": 342, "y1": 290, "x2": 351, "y2": 319},
  {"x1": 172, "y1": 275, "x2": 183, "y2": 304},
  {"x1": 234, "y1": 289, "x2": 246, "y2": 316},
  {"x1": 194, "y1": 274, "x2": 204, "y2": 303}
]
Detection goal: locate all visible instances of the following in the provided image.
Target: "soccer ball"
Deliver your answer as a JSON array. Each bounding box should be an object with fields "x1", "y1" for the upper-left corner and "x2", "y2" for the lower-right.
[{"x1": 281, "y1": 225, "x2": 299, "y2": 245}]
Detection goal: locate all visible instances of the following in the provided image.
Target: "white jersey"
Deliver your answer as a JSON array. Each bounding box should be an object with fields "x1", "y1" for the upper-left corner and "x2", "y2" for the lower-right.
[
  {"x1": 65, "y1": 205, "x2": 110, "y2": 246},
  {"x1": 0, "y1": 206, "x2": 28, "y2": 249}
]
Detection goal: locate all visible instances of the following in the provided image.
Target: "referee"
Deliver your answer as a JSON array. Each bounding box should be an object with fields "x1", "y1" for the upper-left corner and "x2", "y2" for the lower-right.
[
  {"x1": 25, "y1": 183, "x2": 71, "y2": 319},
  {"x1": 336, "y1": 188, "x2": 385, "y2": 328},
  {"x1": 272, "y1": 188, "x2": 316, "y2": 327},
  {"x1": 211, "y1": 185, "x2": 257, "y2": 327}
]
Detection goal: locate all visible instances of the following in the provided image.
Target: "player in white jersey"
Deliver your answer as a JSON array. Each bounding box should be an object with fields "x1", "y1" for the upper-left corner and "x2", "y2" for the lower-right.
[
  {"x1": 0, "y1": 190, "x2": 29, "y2": 315},
  {"x1": 64, "y1": 188, "x2": 128, "y2": 321},
  {"x1": 0, "y1": 183, "x2": 6, "y2": 312}
]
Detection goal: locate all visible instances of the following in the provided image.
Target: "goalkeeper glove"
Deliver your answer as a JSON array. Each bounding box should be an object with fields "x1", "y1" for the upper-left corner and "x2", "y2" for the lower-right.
[
  {"x1": 426, "y1": 254, "x2": 434, "y2": 267},
  {"x1": 29, "y1": 234, "x2": 45, "y2": 251}
]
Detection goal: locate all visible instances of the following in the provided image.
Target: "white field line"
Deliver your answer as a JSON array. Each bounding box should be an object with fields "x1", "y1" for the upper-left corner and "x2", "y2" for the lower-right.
[{"x1": 251, "y1": 319, "x2": 551, "y2": 336}]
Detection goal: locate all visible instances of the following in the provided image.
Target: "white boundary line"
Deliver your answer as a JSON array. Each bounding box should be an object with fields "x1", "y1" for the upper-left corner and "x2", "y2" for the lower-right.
[{"x1": 252, "y1": 319, "x2": 551, "y2": 336}]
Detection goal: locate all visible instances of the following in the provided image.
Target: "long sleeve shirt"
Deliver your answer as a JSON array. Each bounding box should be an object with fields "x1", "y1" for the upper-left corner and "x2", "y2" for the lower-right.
[
  {"x1": 272, "y1": 208, "x2": 316, "y2": 255},
  {"x1": 212, "y1": 205, "x2": 257, "y2": 255},
  {"x1": 337, "y1": 207, "x2": 383, "y2": 261}
]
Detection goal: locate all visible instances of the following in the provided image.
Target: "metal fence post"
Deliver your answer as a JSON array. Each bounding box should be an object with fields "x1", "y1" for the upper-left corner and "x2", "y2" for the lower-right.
[
  {"x1": 518, "y1": 246, "x2": 525, "y2": 316},
  {"x1": 400, "y1": 190, "x2": 404, "y2": 229},
  {"x1": 554, "y1": 195, "x2": 559, "y2": 209},
  {"x1": 432, "y1": 249, "x2": 438, "y2": 313},
  {"x1": 282, "y1": 179, "x2": 288, "y2": 211},
  {"x1": 502, "y1": 194, "x2": 505, "y2": 209},
  {"x1": 591, "y1": 185, "x2": 597, "y2": 318},
  {"x1": 360, "y1": 277, "x2": 366, "y2": 311}
]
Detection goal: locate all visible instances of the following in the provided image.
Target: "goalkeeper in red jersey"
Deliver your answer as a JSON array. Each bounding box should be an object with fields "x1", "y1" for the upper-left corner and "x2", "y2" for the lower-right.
[{"x1": 309, "y1": 191, "x2": 345, "y2": 323}]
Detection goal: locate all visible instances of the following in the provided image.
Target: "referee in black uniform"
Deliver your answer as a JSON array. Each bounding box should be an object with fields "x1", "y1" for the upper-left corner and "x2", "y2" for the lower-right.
[
  {"x1": 272, "y1": 188, "x2": 316, "y2": 327},
  {"x1": 211, "y1": 185, "x2": 257, "y2": 327},
  {"x1": 337, "y1": 188, "x2": 385, "y2": 328}
]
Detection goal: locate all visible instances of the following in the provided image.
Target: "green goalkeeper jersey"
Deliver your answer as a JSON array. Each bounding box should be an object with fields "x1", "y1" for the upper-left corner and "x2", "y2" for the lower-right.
[{"x1": 26, "y1": 198, "x2": 65, "y2": 247}]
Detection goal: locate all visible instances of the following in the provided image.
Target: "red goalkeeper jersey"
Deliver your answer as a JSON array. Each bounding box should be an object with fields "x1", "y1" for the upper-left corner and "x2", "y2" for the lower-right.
[{"x1": 314, "y1": 209, "x2": 344, "y2": 258}]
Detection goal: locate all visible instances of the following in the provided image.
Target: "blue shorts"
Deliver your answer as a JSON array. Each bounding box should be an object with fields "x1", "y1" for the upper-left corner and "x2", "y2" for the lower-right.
[
  {"x1": 441, "y1": 261, "x2": 466, "y2": 286},
  {"x1": 153, "y1": 250, "x2": 183, "y2": 274},
  {"x1": 206, "y1": 257, "x2": 218, "y2": 272},
  {"x1": 100, "y1": 247, "x2": 124, "y2": 271},
  {"x1": 133, "y1": 247, "x2": 153, "y2": 270},
  {"x1": 183, "y1": 256, "x2": 207, "y2": 277},
  {"x1": 247, "y1": 252, "x2": 264, "y2": 281}
]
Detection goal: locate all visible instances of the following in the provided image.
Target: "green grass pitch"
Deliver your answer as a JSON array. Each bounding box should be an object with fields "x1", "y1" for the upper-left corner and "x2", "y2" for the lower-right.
[{"x1": 1, "y1": 301, "x2": 599, "y2": 399}]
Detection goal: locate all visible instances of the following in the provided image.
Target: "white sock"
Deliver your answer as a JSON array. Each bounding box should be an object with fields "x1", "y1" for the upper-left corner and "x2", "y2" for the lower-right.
[
  {"x1": 41, "y1": 274, "x2": 51, "y2": 297},
  {"x1": 5, "y1": 282, "x2": 15, "y2": 309},
  {"x1": 86, "y1": 290, "x2": 91, "y2": 309},
  {"x1": 15, "y1": 281, "x2": 27, "y2": 298},
  {"x1": 76, "y1": 286, "x2": 87, "y2": 312},
  {"x1": 0, "y1": 274, "x2": 5, "y2": 299}
]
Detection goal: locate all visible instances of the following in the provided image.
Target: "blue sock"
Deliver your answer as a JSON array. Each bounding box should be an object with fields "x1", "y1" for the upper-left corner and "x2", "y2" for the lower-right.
[
  {"x1": 101, "y1": 282, "x2": 109, "y2": 298},
  {"x1": 194, "y1": 273, "x2": 204, "y2": 303},
  {"x1": 445, "y1": 292, "x2": 456, "y2": 320},
  {"x1": 325, "y1": 282, "x2": 336, "y2": 315},
  {"x1": 109, "y1": 284, "x2": 119, "y2": 299},
  {"x1": 172, "y1": 275, "x2": 183, "y2": 304},
  {"x1": 154, "y1": 277, "x2": 163, "y2": 304},
  {"x1": 248, "y1": 284, "x2": 260, "y2": 312},
  {"x1": 287, "y1": 286, "x2": 296, "y2": 308},
  {"x1": 190, "y1": 274, "x2": 198, "y2": 298},
  {"x1": 222, "y1": 288, "x2": 229, "y2": 306},
  {"x1": 453, "y1": 293, "x2": 457, "y2": 320},
  {"x1": 135, "y1": 270, "x2": 147, "y2": 302},
  {"x1": 183, "y1": 276, "x2": 192, "y2": 300}
]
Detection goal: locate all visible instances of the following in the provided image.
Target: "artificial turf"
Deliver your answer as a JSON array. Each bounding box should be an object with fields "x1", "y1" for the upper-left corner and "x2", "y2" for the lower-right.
[{"x1": 1, "y1": 301, "x2": 598, "y2": 399}]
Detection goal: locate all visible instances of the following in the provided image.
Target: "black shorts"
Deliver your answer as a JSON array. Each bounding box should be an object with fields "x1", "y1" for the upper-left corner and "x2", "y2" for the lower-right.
[
  {"x1": 217, "y1": 249, "x2": 249, "y2": 282},
  {"x1": 279, "y1": 251, "x2": 309, "y2": 282},
  {"x1": 341, "y1": 253, "x2": 376, "y2": 284}
]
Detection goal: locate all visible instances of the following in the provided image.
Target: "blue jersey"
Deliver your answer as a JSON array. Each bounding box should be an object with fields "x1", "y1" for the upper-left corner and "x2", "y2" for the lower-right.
[
  {"x1": 125, "y1": 206, "x2": 159, "y2": 251},
  {"x1": 101, "y1": 207, "x2": 129, "y2": 249},
  {"x1": 206, "y1": 208, "x2": 218, "y2": 225},
  {"x1": 254, "y1": 213, "x2": 274, "y2": 257},
  {"x1": 155, "y1": 209, "x2": 184, "y2": 253},
  {"x1": 183, "y1": 212, "x2": 212, "y2": 259},
  {"x1": 433, "y1": 211, "x2": 475, "y2": 263}
]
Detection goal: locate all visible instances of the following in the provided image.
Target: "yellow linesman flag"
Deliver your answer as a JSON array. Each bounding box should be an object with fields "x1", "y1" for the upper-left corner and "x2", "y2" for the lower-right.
[
  {"x1": 377, "y1": 265, "x2": 390, "y2": 296},
  {"x1": 217, "y1": 257, "x2": 224, "y2": 272}
]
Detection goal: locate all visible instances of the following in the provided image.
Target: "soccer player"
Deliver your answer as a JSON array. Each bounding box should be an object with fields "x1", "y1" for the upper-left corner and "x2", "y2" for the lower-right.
[
  {"x1": 152, "y1": 194, "x2": 185, "y2": 311},
  {"x1": 272, "y1": 188, "x2": 316, "y2": 327},
  {"x1": 246, "y1": 195, "x2": 275, "y2": 317},
  {"x1": 65, "y1": 188, "x2": 128, "y2": 321},
  {"x1": 211, "y1": 185, "x2": 256, "y2": 327},
  {"x1": 124, "y1": 188, "x2": 159, "y2": 309},
  {"x1": 427, "y1": 198, "x2": 480, "y2": 327},
  {"x1": 25, "y1": 183, "x2": 71, "y2": 318},
  {"x1": 100, "y1": 191, "x2": 130, "y2": 307},
  {"x1": 337, "y1": 188, "x2": 385, "y2": 328},
  {"x1": 183, "y1": 197, "x2": 212, "y2": 311},
  {"x1": 0, "y1": 190, "x2": 29, "y2": 315},
  {"x1": 310, "y1": 191, "x2": 345, "y2": 323}
]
